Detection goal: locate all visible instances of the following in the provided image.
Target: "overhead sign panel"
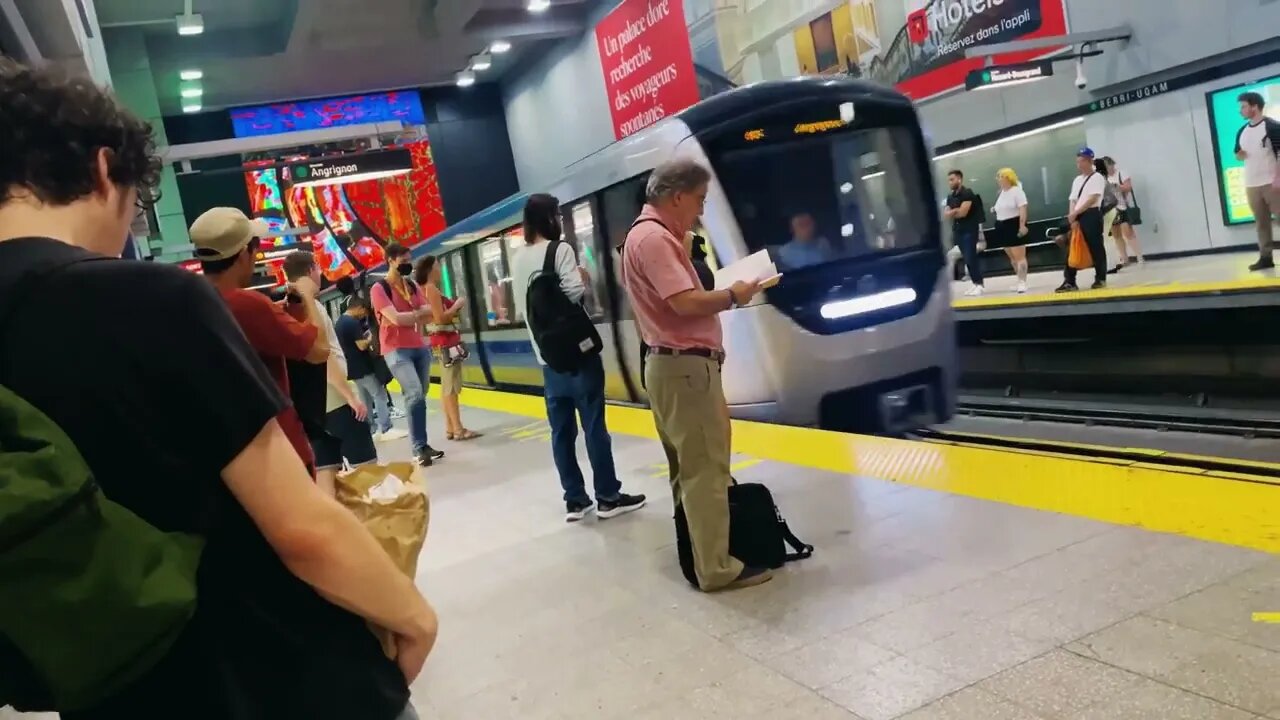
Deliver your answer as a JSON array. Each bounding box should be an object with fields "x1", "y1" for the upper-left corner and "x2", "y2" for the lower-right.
[
  {"x1": 287, "y1": 148, "x2": 413, "y2": 188},
  {"x1": 965, "y1": 60, "x2": 1054, "y2": 90}
]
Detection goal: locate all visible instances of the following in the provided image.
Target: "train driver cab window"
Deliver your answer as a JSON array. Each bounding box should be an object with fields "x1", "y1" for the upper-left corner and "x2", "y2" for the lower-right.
[
  {"x1": 478, "y1": 236, "x2": 514, "y2": 327},
  {"x1": 712, "y1": 125, "x2": 927, "y2": 274},
  {"x1": 442, "y1": 252, "x2": 473, "y2": 332},
  {"x1": 560, "y1": 200, "x2": 605, "y2": 319}
]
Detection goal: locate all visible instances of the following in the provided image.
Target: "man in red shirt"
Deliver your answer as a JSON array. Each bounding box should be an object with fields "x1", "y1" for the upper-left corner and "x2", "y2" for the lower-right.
[{"x1": 190, "y1": 207, "x2": 330, "y2": 473}]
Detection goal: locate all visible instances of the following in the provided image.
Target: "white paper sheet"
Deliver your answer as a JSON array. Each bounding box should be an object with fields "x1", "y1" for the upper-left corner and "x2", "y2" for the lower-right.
[{"x1": 713, "y1": 249, "x2": 780, "y2": 290}]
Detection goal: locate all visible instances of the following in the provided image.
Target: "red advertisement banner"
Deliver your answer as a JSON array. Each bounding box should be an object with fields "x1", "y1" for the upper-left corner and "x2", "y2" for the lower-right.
[{"x1": 595, "y1": 0, "x2": 701, "y2": 140}]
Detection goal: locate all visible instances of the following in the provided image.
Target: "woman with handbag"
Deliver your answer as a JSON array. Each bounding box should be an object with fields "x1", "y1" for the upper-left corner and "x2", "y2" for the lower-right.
[
  {"x1": 415, "y1": 256, "x2": 481, "y2": 441},
  {"x1": 1103, "y1": 156, "x2": 1145, "y2": 272}
]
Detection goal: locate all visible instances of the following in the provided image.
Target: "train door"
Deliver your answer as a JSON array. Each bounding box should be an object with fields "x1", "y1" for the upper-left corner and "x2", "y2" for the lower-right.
[
  {"x1": 597, "y1": 174, "x2": 653, "y2": 404},
  {"x1": 559, "y1": 196, "x2": 631, "y2": 402},
  {"x1": 440, "y1": 249, "x2": 493, "y2": 388}
]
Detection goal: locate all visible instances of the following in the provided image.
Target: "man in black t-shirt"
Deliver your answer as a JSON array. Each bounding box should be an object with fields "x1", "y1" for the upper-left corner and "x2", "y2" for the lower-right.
[
  {"x1": 337, "y1": 296, "x2": 404, "y2": 440},
  {"x1": 0, "y1": 58, "x2": 433, "y2": 720},
  {"x1": 944, "y1": 169, "x2": 985, "y2": 296}
]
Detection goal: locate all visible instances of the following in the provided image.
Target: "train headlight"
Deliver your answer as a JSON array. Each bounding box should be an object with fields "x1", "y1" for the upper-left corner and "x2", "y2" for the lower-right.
[{"x1": 820, "y1": 288, "x2": 917, "y2": 320}]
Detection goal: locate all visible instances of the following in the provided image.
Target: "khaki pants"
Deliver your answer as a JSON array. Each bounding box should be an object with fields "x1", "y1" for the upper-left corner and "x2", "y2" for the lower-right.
[
  {"x1": 645, "y1": 354, "x2": 743, "y2": 591},
  {"x1": 1246, "y1": 184, "x2": 1280, "y2": 255}
]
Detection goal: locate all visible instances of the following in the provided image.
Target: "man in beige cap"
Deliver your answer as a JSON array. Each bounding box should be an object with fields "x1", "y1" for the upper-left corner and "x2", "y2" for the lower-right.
[{"x1": 190, "y1": 206, "x2": 330, "y2": 475}]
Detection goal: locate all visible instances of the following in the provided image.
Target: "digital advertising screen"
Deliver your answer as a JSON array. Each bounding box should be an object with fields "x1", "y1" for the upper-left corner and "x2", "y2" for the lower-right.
[
  {"x1": 1206, "y1": 74, "x2": 1280, "y2": 225},
  {"x1": 230, "y1": 91, "x2": 427, "y2": 138}
]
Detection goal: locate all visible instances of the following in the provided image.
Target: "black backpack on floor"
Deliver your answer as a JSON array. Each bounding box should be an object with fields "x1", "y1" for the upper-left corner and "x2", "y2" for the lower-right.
[
  {"x1": 525, "y1": 241, "x2": 601, "y2": 374},
  {"x1": 674, "y1": 480, "x2": 813, "y2": 588}
]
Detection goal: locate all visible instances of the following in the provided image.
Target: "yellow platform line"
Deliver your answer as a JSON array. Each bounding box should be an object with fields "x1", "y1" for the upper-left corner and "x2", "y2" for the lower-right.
[
  {"x1": 435, "y1": 385, "x2": 1280, "y2": 553},
  {"x1": 953, "y1": 276, "x2": 1280, "y2": 310}
]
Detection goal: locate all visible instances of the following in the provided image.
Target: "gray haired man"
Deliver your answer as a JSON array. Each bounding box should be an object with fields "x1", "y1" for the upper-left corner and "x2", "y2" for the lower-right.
[{"x1": 619, "y1": 159, "x2": 768, "y2": 592}]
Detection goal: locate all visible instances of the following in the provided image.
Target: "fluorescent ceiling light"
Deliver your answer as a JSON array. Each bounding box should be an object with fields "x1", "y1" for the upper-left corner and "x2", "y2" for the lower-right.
[
  {"x1": 179, "y1": 69, "x2": 203, "y2": 81},
  {"x1": 820, "y1": 288, "x2": 917, "y2": 319},
  {"x1": 472, "y1": 54, "x2": 492, "y2": 71},
  {"x1": 933, "y1": 118, "x2": 1083, "y2": 162},
  {"x1": 182, "y1": 103, "x2": 202, "y2": 113},
  {"x1": 489, "y1": 40, "x2": 511, "y2": 54},
  {"x1": 180, "y1": 86, "x2": 203, "y2": 98},
  {"x1": 971, "y1": 76, "x2": 1049, "y2": 91},
  {"x1": 175, "y1": 13, "x2": 204, "y2": 35},
  {"x1": 528, "y1": 0, "x2": 551, "y2": 12},
  {"x1": 456, "y1": 70, "x2": 476, "y2": 87}
]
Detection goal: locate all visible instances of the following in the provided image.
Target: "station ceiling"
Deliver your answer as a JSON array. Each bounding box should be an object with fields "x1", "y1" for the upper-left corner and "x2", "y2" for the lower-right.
[{"x1": 93, "y1": 0, "x2": 595, "y2": 114}]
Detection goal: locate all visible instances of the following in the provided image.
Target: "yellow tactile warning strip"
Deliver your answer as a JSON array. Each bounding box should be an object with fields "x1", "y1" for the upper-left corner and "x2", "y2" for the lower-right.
[
  {"x1": 952, "y1": 276, "x2": 1280, "y2": 310},
  {"x1": 432, "y1": 385, "x2": 1280, "y2": 554}
]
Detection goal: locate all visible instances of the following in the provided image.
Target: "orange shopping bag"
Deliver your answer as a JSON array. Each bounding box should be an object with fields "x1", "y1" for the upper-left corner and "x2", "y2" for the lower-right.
[{"x1": 1067, "y1": 224, "x2": 1092, "y2": 270}]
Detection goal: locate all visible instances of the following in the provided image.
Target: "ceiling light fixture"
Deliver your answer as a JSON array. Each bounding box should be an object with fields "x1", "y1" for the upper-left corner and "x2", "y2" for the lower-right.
[
  {"x1": 180, "y1": 69, "x2": 203, "y2": 81},
  {"x1": 175, "y1": 13, "x2": 204, "y2": 35},
  {"x1": 489, "y1": 40, "x2": 511, "y2": 54},
  {"x1": 180, "y1": 85, "x2": 203, "y2": 98},
  {"x1": 527, "y1": 0, "x2": 551, "y2": 13},
  {"x1": 472, "y1": 53, "x2": 492, "y2": 71},
  {"x1": 182, "y1": 103, "x2": 202, "y2": 114},
  {"x1": 456, "y1": 70, "x2": 476, "y2": 87}
]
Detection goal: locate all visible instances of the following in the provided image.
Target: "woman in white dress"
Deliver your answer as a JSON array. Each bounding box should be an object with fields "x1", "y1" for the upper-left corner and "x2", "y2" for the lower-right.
[{"x1": 992, "y1": 167, "x2": 1030, "y2": 293}]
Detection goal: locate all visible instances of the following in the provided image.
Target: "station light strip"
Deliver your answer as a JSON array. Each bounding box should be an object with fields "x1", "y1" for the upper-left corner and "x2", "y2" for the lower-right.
[{"x1": 933, "y1": 117, "x2": 1083, "y2": 162}]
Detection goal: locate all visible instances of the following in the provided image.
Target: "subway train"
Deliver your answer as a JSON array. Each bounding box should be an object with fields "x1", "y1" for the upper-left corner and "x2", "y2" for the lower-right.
[{"x1": 324, "y1": 78, "x2": 956, "y2": 433}]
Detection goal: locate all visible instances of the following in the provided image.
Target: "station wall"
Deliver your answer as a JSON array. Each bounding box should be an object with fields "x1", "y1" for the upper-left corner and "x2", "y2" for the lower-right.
[{"x1": 501, "y1": 0, "x2": 1280, "y2": 256}]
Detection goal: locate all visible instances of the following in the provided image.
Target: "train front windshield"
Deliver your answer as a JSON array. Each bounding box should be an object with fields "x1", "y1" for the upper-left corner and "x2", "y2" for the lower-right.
[{"x1": 706, "y1": 109, "x2": 933, "y2": 274}]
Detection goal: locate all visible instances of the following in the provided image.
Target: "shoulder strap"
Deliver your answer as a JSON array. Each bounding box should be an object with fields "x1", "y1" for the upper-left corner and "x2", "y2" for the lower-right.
[
  {"x1": 780, "y1": 520, "x2": 814, "y2": 563},
  {"x1": 541, "y1": 240, "x2": 562, "y2": 276}
]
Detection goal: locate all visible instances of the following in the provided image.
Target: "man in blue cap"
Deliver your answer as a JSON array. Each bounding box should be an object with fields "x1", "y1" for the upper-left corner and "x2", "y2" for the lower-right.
[{"x1": 1058, "y1": 147, "x2": 1109, "y2": 292}]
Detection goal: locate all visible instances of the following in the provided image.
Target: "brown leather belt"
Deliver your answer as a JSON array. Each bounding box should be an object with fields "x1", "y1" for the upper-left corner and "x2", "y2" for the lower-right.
[{"x1": 647, "y1": 346, "x2": 726, "y2": 363}]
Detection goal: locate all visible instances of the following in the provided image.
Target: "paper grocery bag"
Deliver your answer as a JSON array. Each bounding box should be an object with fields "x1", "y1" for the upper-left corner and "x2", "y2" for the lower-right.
[{"x1": 334, "y1": 462, "x2": 430, "y2": 658}]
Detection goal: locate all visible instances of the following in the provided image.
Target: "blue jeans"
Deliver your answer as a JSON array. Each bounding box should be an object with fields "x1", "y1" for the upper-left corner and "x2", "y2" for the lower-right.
[
  {"x1": 354, "y1": 374, "x2": 392, "y2": 434},
  {"x1": 955, "y1": 228, "x2": 984, "y2": 286},
  {"x1": 385, "y1": 346, "x2": 432, "y2": 453},
  {"x1": 542, "y1": 355, "x2": 621, "y2": 505}
]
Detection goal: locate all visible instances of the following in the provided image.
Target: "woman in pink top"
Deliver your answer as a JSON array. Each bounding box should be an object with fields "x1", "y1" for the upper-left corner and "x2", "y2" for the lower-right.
[
  {"x1": 369, "y1": 243, "x2": 444, "y2": 466},
  {"x1": 414, "y1": 255, "x2": 480, "y2": 442}
]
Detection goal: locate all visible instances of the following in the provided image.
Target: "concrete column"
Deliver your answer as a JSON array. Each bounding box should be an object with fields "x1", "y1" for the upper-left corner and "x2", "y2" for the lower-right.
[{"x1": 103, "y1": 28, "x2": 191, "y2": 258}]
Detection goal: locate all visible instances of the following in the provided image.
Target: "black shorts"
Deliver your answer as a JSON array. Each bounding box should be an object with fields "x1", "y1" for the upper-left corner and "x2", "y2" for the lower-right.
[
  {"x1": 996, "y1": 217, "x2": 1025, "y2": 246},
  {"x1": 310, "y1": 404, "x2": 378, "y2": 471},
  {"x1": 1112, "y1": 208, "x2": 1130, "y2": 225}
]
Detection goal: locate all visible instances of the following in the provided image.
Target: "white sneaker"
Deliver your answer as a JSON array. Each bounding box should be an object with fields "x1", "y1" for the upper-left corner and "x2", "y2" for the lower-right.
[
  {"x1": 375, "y1": 428, "x2": 408, "y2": 442},
  {"x1": 964, "y1": 285, "x2": 984, "y2": 297},
  {"x1": 1015, "y1": 281, "x2": 1028, "y2": 294}
]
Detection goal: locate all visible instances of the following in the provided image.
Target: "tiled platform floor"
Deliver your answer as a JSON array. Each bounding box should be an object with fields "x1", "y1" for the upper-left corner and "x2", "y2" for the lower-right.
[
  {"x1": 950, "y1": 248, "x2": 1274, "y2": 301},
  {"x1": 6, "y1": 402, "x2": 1278, "y2": 719}
]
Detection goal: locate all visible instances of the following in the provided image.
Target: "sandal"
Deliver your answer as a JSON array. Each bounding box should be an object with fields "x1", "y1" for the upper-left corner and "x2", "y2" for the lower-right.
[{"x1": 454, "y1": 429, "x2": 482, "y2": 441}]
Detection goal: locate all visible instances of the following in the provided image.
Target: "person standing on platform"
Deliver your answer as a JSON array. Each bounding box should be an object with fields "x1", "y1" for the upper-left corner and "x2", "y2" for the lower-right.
[
  {"x1": 513, "y1": 193, "x2": 646, "y2": 522},
  {"x1": 944, "y1": 169, "x2": 985, "y2": 296},
  {"x1": 1234, "y1": 91, "x2": 1280, "y2": 271},
  {"x1": 370, "y1": 243, "x2": 445, "y2": 467},
  {"x1": 414, "y1": 255, "x2": 481, "y2": 442},
  {"x1": 190, "y1": 207, "x2": 330, "y2": 475},
  {"x1": 282, "y1": 251, "x2": 379, "y2": 496},
  {"x1": 1057, "y1": 148, "x2": 1109, "y2": 292},
  {"x1": 0, "y1": 59, "x2": 434, "y2": 720},
  {"x1": 338, "y1": 295, "x2": 406, "y2": 442},
  {"x1": 620, "y1": 160, "x2": 769, "y2": 592},
  {"x1": 1102, "y1": 156, "x2": 1144, "y2": 271},
  {"x1": 992, "y1": 167, "x2": 1030, "y2": 293}
]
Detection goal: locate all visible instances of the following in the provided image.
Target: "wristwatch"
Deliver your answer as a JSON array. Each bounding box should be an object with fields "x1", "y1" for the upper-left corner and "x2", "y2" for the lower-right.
[{"x1": 726, "y1": 288, "x2": 738, "y2": 310}]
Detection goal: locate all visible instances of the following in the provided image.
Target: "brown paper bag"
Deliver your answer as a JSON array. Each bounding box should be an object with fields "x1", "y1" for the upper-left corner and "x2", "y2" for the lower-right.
[{"x1": 334, "y1": 461, "x2": 429, "y2": 658}]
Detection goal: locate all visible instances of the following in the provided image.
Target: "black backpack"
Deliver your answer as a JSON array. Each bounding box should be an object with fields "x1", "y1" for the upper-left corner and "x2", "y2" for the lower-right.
[
  {"x1": 525, "y1": 241, "x2": 602, "y2": 374},
  {"x1": 971, "y1": 193, "x2": 988, "y2": 225},
  {"x1": 673, "y1": 480, "x2": 813, "y2": 589}
]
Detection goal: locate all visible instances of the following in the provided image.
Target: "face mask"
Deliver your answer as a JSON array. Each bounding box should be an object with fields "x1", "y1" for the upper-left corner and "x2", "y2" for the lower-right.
[{"x1": 396, "y1": 262, "x2": 413, "y2": 276}]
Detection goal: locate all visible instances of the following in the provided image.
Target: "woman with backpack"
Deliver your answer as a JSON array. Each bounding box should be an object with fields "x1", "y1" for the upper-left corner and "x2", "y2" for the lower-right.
[{"x1": 414, "y1": 256, "x2": 480, "y2": 441}]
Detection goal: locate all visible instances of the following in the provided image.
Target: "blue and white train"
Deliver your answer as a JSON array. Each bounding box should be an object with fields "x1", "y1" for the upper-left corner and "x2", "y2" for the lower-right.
[{"x1": 325, "y1": 77, "x2": 956, "y2": 433}]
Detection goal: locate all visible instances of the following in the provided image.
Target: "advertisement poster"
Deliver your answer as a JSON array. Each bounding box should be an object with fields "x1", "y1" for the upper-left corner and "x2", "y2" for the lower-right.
[
  {"x1": 596, "y1": 0, "x2": 702, "y2": 139},
  {"x1": 1206, "y1": 76, "x2": 1280, "y2": 225},
  {"x1": 792, "y1": 0, "x2": 1068, "y2": 100}
]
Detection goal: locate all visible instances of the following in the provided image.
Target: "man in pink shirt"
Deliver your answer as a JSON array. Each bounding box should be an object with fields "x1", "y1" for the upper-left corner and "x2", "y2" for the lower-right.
[{"x1": 620, "y1": 159, "x2": 765, "y2": 592}]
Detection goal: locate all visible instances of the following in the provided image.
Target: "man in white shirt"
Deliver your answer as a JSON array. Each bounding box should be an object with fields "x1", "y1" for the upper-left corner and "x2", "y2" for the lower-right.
[
  {"x1": 1234, "y1": 91, "x2": 1280, "y2": 271},
  {"x1": 283, "y1": 251, "x2": 377, "y2": 496},
  {"x1": 511, "y1": 193, "x2": 645, "y2": 523},
  {"x1": 1057, "y1": 147, "x2": 1109, "y2": 292}
]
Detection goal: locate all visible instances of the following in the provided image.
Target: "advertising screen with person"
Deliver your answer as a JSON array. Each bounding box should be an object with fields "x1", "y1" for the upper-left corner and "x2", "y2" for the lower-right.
[{"x1": 1207, "y1": 75, "x2": 1280, "y2": 225}]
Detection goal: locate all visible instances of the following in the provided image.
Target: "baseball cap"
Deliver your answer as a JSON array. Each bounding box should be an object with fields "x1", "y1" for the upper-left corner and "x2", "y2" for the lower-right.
[
  {"x1": 1076, "y1": 147, "x2": 1096, "y2": 159},
  {"x1": 190, "y1": 207, "x2": 269, "y2": 261}
]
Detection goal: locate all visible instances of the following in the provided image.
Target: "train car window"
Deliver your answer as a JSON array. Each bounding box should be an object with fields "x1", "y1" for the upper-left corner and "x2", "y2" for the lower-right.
[
  {"x1": 443, "y1": 251, "x2": 473, "y2": 332},
  {"x1": 561, "y1": 200, "x2": 605, "y2": 320},
  {"x1": 710, "y1": 125, "x2": 928, "y2": 273},
  {"x1": 477, "y1": 237, "x2": 515, "y2": 328},
  {"x1": 599, "y1": 174, "x2": 650, "y2": 250}
]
